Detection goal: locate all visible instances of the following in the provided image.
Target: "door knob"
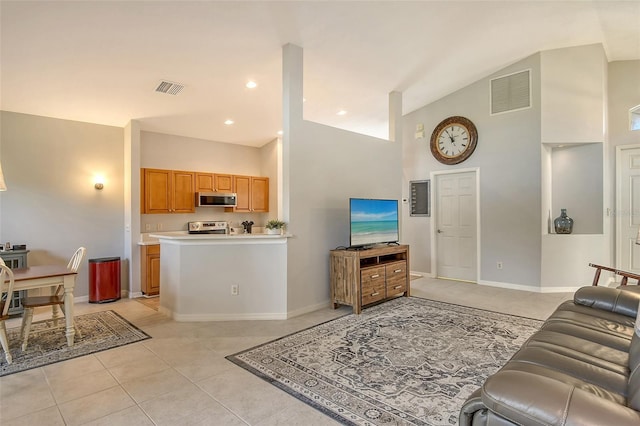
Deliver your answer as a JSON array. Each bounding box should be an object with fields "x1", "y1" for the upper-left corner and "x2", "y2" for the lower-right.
[{"x1": 437, "y1": 229, "x2": 443, "y2": 233}]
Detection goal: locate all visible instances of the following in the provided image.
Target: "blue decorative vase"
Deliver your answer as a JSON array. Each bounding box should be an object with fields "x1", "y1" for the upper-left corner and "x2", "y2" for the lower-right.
[{"x1": 554, "y1": 209, "x2": 573, "y2": 234}]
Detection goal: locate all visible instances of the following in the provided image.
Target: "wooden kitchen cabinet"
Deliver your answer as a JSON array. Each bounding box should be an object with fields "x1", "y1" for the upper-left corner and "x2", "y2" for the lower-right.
[
  {"x1": 214, "y1": 174, "x2": 233, "y2": 192},
  {"x1": 141, "y1": 245, "x2": 160, "y2": 296},
  {"x1": 142, "y1": 168, "x2": 195, "y2": 214},
  {"x1": 195, "y1": 173, "x2": 214, "y2": 192},
  {"x1": 195, "y1": 173, "x2": 233, "y2": 192},
  {"x1": 230, "y1": 175, "x2": 269, "y2": 213}
]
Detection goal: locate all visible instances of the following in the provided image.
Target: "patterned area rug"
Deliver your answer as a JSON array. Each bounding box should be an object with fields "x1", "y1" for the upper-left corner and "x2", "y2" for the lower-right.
[
  {"x1": 0, "y1": 310, "x2": 150, "y2": 376},
  {"x1": 227, "y1": 297, "x2": 542, "y2": 425}
]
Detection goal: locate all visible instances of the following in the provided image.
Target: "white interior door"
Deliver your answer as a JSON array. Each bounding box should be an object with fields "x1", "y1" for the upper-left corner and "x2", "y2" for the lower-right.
[
  {"x1": 434, "y1": 171, "x2": 477, "y2": 282},
  {"x1": 617, "y1": 145, "x2": 640, "y2": 274}
]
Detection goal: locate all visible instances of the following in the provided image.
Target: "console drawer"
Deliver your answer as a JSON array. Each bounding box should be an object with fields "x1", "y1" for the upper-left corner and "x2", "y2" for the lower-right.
[
  {"x1": 361, "y1": 266, "x2": 386, "y2": 305},
  {"x1": 385, "y1": 261, "x2": 407, "y2": 296}
]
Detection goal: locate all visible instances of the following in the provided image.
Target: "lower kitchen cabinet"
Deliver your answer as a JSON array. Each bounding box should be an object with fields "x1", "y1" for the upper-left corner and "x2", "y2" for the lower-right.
[{"x1": 141, "y1": 245, "x2": 160, "y2": 296}]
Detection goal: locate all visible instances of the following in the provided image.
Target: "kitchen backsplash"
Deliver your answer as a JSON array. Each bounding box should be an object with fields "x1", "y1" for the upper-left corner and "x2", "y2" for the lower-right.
[{"x1": 141, "y1": 210, "x2": 268, "y2": 232}]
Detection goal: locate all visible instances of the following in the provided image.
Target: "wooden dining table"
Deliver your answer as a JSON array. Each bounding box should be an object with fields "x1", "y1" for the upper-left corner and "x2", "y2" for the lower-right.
[{"x1": 8, "y1": 265, "x2": 78, "y2": 346}]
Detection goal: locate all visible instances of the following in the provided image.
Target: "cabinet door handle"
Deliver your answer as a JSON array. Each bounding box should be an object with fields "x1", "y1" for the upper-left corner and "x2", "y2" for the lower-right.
[
  {"x1": 371, "y1": 274, "x2": 380, "y2": 279},
  {"x1": 394, "y1": 269, "x2": 402, "y2": 273},
  {"x1": 371, "y1": 292, "x2": 379, "y2": 296},
  {"x1": 394, "y1": 285, "x2": 402, "y2": 290}
]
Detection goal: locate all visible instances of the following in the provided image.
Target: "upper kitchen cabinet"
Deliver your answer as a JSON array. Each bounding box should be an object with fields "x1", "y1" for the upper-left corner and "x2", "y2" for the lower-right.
[
  {"x1": 232, "y1": 175, "x2": 269, "y2": 213},
  {"x1": 214, "y1": 174, "x2": 233, "y2": 192},
  {"x1": 142, "y1": 168, "x2": 195, "y2": 214},
  {"x1": 195, "y1": 173, "x2": 214, "y2": 192},
  {"x1": 196, "y1": 173, "x2": 233, "y2": 192}
]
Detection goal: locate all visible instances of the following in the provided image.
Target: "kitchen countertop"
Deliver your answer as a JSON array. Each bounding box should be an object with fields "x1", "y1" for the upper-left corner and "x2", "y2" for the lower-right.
[{"x1": 138, "y1": 231, "x2": 290, "y2": 245}]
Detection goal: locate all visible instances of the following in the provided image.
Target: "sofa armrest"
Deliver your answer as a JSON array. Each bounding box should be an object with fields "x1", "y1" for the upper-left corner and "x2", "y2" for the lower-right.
[
  {"x1": 459, "y1": 388, "x2": 486, "y2": 426},
  {"x1": 482, "y1": 370, "x2": 640, "y2": 426},
  {"x1": 574, "y1": 286, "x2": 640, "y2": 318}
]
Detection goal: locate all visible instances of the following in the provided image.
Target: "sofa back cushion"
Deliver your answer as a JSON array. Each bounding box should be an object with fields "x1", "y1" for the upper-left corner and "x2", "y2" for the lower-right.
[{"x1": 627, "y1": 300, "x2": 640, "y2": 410}]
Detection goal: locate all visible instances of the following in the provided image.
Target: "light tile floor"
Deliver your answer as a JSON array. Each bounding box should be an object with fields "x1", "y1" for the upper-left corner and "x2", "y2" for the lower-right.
[{"x1": 0, "y1": 278, "x2": 573, "y2": 425}]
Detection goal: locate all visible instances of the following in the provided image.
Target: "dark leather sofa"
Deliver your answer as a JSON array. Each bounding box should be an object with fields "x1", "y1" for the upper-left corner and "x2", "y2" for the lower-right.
[{"x1": 460, "y1": 286, "x2": 640, "y2": 425}]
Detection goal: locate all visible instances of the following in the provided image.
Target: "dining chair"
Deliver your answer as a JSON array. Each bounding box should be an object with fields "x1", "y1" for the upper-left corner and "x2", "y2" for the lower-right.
[
  {"x1": 1, "y1": 263, "x2": 16, "y2": 364},
  {"x1": 20, "y1": 247, "x2": 86, "y2": 351}
]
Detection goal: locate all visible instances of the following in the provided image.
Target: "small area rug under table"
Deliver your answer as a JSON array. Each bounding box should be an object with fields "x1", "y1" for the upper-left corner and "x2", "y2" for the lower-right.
[
  {"x1": 227, "y1": 297, "x2": 542, "y2": 426},
  {"x1": 1, "y1": 310, "x2": 151, "y2": 376}
]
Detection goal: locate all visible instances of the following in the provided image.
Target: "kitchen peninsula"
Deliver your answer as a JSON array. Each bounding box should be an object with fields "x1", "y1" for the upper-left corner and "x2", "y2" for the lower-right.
[{"x1": 149, "y1": 232, "x2": 289, "y2": 321}]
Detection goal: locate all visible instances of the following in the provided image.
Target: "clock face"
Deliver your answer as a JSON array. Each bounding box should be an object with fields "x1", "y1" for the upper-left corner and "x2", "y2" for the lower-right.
[{"x1": 430, "y1": 116, "x2": 478, "y2": 165}]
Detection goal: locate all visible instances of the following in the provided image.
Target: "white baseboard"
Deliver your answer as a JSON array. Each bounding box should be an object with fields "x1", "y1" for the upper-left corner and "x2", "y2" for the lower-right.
[
  {"x1": 478, "y1": 280, "x2": 582, "y2": 293},
  {"x1": 160, "y1": 300, "x2": 334, "y2": 322},
  {"x1": 165, "y1": 309, "x2": 288, "y2": 322},
  {"x1": 286, "y1": 301, "x2": 333, "y2": 319}
]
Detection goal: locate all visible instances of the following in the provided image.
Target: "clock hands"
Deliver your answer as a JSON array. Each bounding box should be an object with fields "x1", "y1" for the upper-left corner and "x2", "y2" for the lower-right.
[{"x1": 445, "y1": 128, "x2": 456, "y2": 145}]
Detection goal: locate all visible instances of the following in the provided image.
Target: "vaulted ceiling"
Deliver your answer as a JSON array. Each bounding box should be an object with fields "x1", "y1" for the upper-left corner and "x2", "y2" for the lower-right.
[{"x1": 1, "y1": 1, "x2": 639, "y2": 147}]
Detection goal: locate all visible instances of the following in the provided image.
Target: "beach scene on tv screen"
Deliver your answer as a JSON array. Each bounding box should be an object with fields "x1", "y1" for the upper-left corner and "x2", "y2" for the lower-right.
[{"x1": 351, "y1": 199, "x2": 399, "y2": 246}]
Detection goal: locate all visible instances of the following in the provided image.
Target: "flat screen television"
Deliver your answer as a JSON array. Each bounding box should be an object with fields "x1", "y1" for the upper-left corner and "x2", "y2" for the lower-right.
[{"x1": 349, "y1": 198, "x2": 399, "y2": 248}]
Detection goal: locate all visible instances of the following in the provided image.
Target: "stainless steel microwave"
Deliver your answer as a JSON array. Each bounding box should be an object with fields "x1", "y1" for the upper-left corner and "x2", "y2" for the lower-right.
[{"x1": 196, "y1": 192, "x2": 237, "y2": 207}]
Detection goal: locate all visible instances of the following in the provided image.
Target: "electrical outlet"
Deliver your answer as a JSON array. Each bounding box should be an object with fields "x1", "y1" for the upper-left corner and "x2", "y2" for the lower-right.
[
  {"x1": 157, "y1": 223, "x2": 163, "y2": 231},
  {"x1": 231, "y1": 284, "x2": 239, "y2": 296},
  {"x1": 145, "y1": 224, "x2": 152, "y2": 231},
  {"x1": 497, "y1": 261, "x2": 503, "y2": 270}
]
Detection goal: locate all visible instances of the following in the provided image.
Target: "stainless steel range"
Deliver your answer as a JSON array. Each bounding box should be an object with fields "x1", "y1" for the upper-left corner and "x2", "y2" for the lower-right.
[{"x1": 187, "y1": 221, "x2": 229, "y2": 234}]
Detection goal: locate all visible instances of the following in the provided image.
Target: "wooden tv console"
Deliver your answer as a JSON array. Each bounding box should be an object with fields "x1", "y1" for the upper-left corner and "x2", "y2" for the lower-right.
[{"x1": 330, "y1": 244, "x2": 410, "y2": 314}]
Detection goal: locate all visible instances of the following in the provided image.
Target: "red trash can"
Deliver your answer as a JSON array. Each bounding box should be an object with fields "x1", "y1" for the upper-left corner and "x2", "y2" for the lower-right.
[{"x1": 89, "y1": 257, "x2": 121, "y2": 303}]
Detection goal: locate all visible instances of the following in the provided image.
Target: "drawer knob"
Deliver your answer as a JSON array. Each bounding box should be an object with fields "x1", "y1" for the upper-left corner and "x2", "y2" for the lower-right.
[
  {"x1": 371, "y1": 274, "x2": 380, "y2": 279},
  {"x1": 371, "y1": 292, "x2": 379, "y2": 296},
  {"x1": 394, "y1": 269, "x2": 402, "y2": 273},
  {"x1": 394, "y1": 285, "x2": 402, "y2": 289}
]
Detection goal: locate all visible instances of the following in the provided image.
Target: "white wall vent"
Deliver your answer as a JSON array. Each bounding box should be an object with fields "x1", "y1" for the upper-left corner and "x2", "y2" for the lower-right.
[
  {"x1": 490, "y1": 69, "x2": 531, "y2": 115},
  {"x1": 155, "y1": 80, "x2": 185, "y2": 96}
]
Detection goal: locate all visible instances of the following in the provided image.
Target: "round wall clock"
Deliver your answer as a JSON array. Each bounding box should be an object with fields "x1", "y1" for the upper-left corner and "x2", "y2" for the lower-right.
[{"x1": 429, "y1": 116, "x2": 478, "y2": 165}]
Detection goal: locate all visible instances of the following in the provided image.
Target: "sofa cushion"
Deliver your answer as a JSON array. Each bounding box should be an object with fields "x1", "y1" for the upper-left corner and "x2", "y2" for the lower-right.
[
  {"x1": 630, "y1": 301, "x2": 640, "y2": 372},
  {"x1": 626, "y1": 300, "x2": 640, "y2": 410},
  {"x1": 505, "y1": 346, "x2": 629, "y2": 398},
  {"x1": 482, "y1": 370, "x2": 640, "y2": 426},
  {"x1": 524, "y1": 330, "x2": 628, "y2": 372},
  {"x1": 574, "y1": 286, "x2": 640, "y2": 318}
]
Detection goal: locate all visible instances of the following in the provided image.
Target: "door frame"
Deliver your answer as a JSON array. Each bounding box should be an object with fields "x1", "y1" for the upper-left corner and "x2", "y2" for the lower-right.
[
  {"x1": 430, "y1": 168, "x2": 481, "y2": 282},
  {"x1": 615, "y1": 144, "x2": 640, "y2": 270}
]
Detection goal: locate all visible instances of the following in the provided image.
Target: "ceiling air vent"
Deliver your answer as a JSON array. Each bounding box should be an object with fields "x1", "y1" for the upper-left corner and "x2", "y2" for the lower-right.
[
  {"x1": 490, "y1": 69, "x2": 531, "y2": 115},
  {"x1": 155, "y1": 80, "x2": 185, "y2": 96}
]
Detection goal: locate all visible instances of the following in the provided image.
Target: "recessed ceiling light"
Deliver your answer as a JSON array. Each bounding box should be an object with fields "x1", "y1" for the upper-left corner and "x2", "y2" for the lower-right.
[
  {"x1": 224, "y1": 119, "x2": 234, "y2": 125},
  {"x1": 246, "y1": 81, "x2": 257, "y2": 89},
  {"x1": 337, "y1": 110, "x2": 347, "y2": 116}
]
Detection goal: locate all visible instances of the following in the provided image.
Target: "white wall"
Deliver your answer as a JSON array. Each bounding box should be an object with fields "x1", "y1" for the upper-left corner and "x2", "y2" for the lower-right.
[
  {"x1": 541, "y1": 44, "x2": 607, "y2": 144},
  {"x1": 608, "y1": 60, "x2": 640, "y2": 268},
  {"x1": 551, "y1": 143, "x2": 603, "y2": 234},
  {"x1": 0, "y1": 111, "x2": 124, "y2": 298},
  {"x1": 259, "y1": 138, "x2": 281, "y2": 220},
  {"x1": 283, "y1": 44, "x2": 403, "y2": 315},
  {"x1": 402, "y1": 53, "x2": 543, "y2": 286},
  {"x1": 403, "y1": 44, "x2": 620, "y2": 290}
]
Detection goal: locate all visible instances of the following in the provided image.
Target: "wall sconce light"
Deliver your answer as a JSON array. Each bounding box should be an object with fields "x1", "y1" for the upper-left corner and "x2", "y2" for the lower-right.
[
  {"x1": 0, "y1": 161, "x2": 7, "y2": 191},
  {"x1": 94, "y1": 175, "x2": 105, "y2": 190}
]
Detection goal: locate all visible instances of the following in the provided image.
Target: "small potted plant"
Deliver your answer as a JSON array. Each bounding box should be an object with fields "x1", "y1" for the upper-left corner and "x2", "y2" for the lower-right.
[{"x1": 265, "y1": 219, "x2": 286, "y2": 235}]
